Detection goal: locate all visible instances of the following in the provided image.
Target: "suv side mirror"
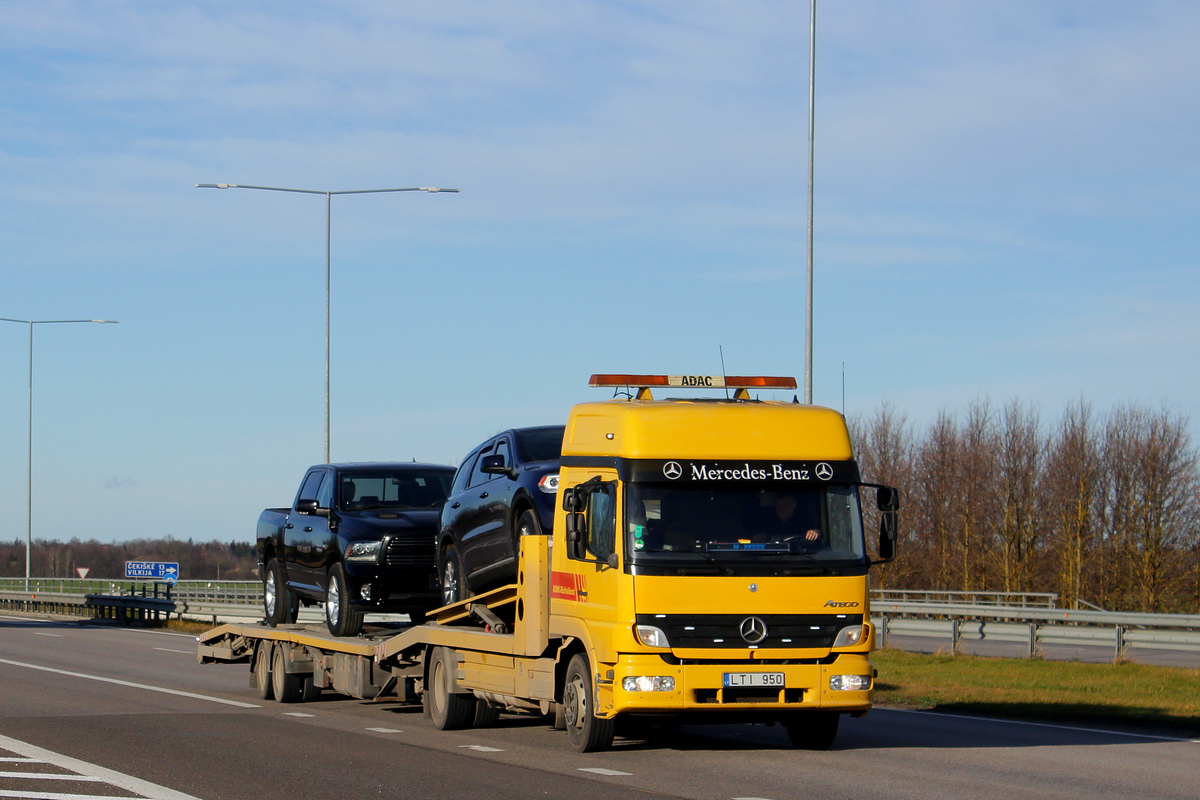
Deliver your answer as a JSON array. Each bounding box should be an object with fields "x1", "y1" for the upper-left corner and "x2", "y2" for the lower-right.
[
  {"x1": 480, "y1": 453, "x2": 514, "y2": 478},
  {"x1": 296, "y1": 498, "x2": 318, "y2": 515}
]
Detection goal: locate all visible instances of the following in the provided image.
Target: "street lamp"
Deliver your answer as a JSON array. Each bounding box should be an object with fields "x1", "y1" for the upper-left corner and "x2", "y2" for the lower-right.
[
  {"x1": 804, "y1": 0, "x2": 817, "y2": 404},
  {"x1": 0, "y1": 318, "x2": 119, "y2": 588},
  {"x1": 196, "y1": 183, "x2": 458, "y2": 463}
]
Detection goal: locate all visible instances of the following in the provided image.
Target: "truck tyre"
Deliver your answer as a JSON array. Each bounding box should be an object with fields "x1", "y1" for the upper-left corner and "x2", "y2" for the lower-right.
[
  {"x1": 785, "y1": 711, "x2": 839, "y2": 750},
  {"x1": 271, "y1": 645, "x2": 301, "y2": 703},
  {"x1": 253, "y1": 640, "x2": 274, "y2": 701},
  {"x1": 473, "y1": 699, "x2": 501, "y2": 728},
  {"x1": 300, "y1": 673, "x2": 322, "y2": 703},
  {"x1": 562, "y1": 653, "x2": 615, "y2": 752},
  {"x1": 438, "y1": 544, "x2": 466, "y2": 606},
  {"x1": 263, "y1": 559, "x2": 289, "y2": 627},
  {"x1": 427, "y1": 647, "x2": 475, "y2": 730},
  {"x1": 325, "y1": 562, "x2": 364, "y2": 637},
  {"x1": 516, "y1": 508, "x2": 541, "y2": 537}
]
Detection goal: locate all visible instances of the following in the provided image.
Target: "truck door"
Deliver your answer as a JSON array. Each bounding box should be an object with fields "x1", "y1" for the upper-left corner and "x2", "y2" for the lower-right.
[
  {"x1": 558, "y1": 472, "x2": 621, "y2": 662},
  {"x1": 287, "y1": 469, "x2": 332, "y2": 594}
]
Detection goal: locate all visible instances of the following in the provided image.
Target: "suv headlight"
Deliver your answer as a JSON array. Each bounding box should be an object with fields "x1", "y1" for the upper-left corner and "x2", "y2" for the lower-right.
[
  {"x1": 345, "y1": 541, "x2": 382, "y2": 562},
  {"x1": 538, "y1": 473, "x2": 560, "y2": 493}
]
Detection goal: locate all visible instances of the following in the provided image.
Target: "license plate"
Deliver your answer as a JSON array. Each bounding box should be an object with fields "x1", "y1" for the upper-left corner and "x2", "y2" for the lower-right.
[{"x1": 723, "y1": 672, "x2": 784, "y2": 688}]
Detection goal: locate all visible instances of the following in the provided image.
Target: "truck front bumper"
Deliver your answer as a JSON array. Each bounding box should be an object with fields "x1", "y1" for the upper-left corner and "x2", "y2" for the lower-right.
[{"x1": 606, "y1": 652, "x2": 874, "y2": 718}]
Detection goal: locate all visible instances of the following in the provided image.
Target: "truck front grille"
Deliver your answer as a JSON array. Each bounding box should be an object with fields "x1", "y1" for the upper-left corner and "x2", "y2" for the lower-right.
[
  {"x1": 384, "y1": 536, "x2": 435, "y2": 568},
  {"x1": 637, "y1": 613, "x2": 862, "y2": 650}
]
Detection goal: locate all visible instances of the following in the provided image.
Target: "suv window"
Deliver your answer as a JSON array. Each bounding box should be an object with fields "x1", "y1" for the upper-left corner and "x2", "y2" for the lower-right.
[
  {"x1": 468, "y1": 444, "x2": 496, "y2": 488},
  {"x1": 494, "y1": 439, "x2": 511, "y2": 470},
  {"x1": 315, "y1": 472, "x2": 335, "y2": 509},
  {"x1": 297, "y1": 470, "x2": 325, "y2": 504},
  {"x1": 516, "y1": 427, "x2": 565, "y2": 462},
  {"x1": 451, "y1": 453, "x2": 475, "y2": 495}
]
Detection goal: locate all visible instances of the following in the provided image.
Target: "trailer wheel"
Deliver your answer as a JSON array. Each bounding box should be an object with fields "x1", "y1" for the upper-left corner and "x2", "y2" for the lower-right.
[
  {"x1": 300, "y1": 673, "x2": 322, "y2": 703},
  {"x1": 325, "y1": 563, "x2": 364, "y2": 637},
  {"x1": 427, "y1": 647, "x2": 475, "y2": 730},
  {"x1": 271, "y1": 645, "x2": 301, "y2": 703},
  {"x1": 263, "y1": 559, "x2": 290, "y2": 627},
  {"x1": 253, "y1": 640, "x2": 274, "y2": 700},
  {"x1": 473, "y1": 700, "x2": 501, "y2": 728},
  {"x1": 785, "y1": 711, "x2": 839, "y2": 750},
  {"x1": 562, "y1": 654, "x2": 615, "y2": 752}
]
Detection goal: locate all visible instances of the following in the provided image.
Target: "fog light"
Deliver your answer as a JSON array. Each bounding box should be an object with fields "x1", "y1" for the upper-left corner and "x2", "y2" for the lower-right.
[
  {"x1": 621, "y1": 676, "x2": 676, "y2": 692},
  {"x1": 359, "y1": 583, "x2": 372, "y2": 601},
  {"x1": 829, "y1": 674, "x2": 871, "y2": 691}
]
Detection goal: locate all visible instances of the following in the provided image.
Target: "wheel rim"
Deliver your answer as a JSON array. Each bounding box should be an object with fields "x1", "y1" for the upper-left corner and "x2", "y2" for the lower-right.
[
  {"x1": 327, "y1": 575, "x2": 340, "y2": 627},
  {"x1": 265, "y1": 572, "x2": 277, "y2": 618},
  {"x1": 432, "y1": 657, "x2": 447, "y2": 715},
  {"x1": 441, "y1": 557, "x2": 459, "y2": 605},
  {"x1": 518, "y1": 513, "x2": 535, "y2": 537},
  {"x1": 564, "y1": 673, "x2": 586, "y2": 731}
]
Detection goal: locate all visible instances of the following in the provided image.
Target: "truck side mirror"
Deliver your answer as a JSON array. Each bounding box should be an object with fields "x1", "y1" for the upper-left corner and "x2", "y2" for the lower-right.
[
  {"x1": 296, "y1": 498, "x2": 319, "y2": 515},
  {"x1": 565, "y1": 512, "x2": 587, "y2": 560},
  {"x1": 876, "y1": 485, "x2": 899, "y2": 562}
]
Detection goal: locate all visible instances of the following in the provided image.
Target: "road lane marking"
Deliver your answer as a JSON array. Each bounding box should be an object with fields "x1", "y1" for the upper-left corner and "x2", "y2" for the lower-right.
[
  {"x1": 888, "y1": 707, "x2": 1200, "y2": 743},
  {"x1": 366, "y1": 728, "x2": 401, "y2": 733},
  {"x1": 0, "y1": 733, "x2": 204, "y2": 800},
  {"x1": 0, "y1": 657, "x2": 259, "y2": 709},
  {"x1": 0, "y1": 758, "x2": 45, "y2": 763},
  {"x1": 577, "y1": 768, "x2": 633, "y2": 776},
  {"x1": 153, "y1": 648, "x2": 192, "y2": 654},
  {"x1": 33, "y1": 633, "x2": 63, "y2": 638},
  {"x1": 458, "y1": 745, "x2": 504, "y2": 752},
  {"x1": 0, "y1": 792, "x2": 147, "y2": 800},
  {"x1": 0, "y1": 772, "x2": 102, "y2": 781},
  {"x1": 282, "y1": 712, "x2": 314, "y2": 717}
]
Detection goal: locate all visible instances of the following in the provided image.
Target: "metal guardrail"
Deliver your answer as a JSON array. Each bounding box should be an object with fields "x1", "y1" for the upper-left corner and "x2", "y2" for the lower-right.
[{"x1": 871, "y1": 589, "x2": 1061, "y2": 608}]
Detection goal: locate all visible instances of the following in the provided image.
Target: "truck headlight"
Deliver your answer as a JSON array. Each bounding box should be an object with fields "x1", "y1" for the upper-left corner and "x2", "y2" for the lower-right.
[
  {"x1": 345, "y1": 541, "x2": 382, "y2": 562},
  {"x1": 832, "y1": 624, "x2": 865, "y2": 648},
  {"x1": 622, "y1": 676, "x2": 676, "y2": 692},
  {"x1": 829, "y1": 674, "x2": 872, "y2": 691},
  {"x1": 634, "y1": 624, "x2": 671, "y2": 648}
]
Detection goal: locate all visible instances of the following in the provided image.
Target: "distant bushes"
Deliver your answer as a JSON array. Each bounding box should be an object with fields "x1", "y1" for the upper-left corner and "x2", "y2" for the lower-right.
[
  {"x1": 852, "y1": 400, "x2": 1200, "y2": 613},
  {"x1": 0, "y1": 538, "x2": 259, "y2": 581}
]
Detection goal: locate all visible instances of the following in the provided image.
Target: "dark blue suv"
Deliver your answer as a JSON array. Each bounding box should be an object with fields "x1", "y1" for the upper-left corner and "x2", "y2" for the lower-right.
[{"x1": 437, "y1": 425, "x2": 564, "y2": 604}]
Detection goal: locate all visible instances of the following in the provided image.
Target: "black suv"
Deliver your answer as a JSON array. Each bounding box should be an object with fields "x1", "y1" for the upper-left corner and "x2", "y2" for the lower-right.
[{"x1": 438, "y1": 425, "x2": 564, "y2": 604}]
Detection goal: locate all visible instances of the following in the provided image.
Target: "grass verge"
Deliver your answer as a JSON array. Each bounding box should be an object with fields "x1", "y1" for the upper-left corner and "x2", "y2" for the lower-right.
[{"x1": 872, "y1": 648, "x2": 1200, "y2": 735}]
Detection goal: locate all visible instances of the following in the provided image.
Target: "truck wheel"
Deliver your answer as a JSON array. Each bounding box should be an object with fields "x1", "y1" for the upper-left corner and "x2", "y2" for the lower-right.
[
  {"x1": 473, "y1": 699, "x2": 501, "y2": 728},
  {"x1": 325, "y1": 563, "x2": 364, "y2": 637},
  {"x1": 785, "y1": 711, "x2": 839, "y2": 750},
  {"x1": 438, "y1": 544, "x2": 466, "y2": 606},
  {"x1": 427, "y1": 647, "x2": 475, "y2": 730},
  {"x1": 300, "y1": 673, "x2": 322, "y2": 703},
  {"x1": 263, "y1": 559, "x2": 289, "y2": 627},
  {"x1": 562, "y1": 653, "x2": 615, "y2": 752},
  {"x1": 253, "y1": 640, "x2": 274, "y2": 701},
  {"x1": 271, "y1": 644, "x2": 301, "y2": 703}
]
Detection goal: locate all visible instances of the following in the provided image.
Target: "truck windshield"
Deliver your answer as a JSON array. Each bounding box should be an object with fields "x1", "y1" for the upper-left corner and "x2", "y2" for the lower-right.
[
  {"x1": 625, "y1": 484, "x2": 866, "y2": 568},
  {"x1": 339, "y1": 471, "x2": 453, "y2": 511}
]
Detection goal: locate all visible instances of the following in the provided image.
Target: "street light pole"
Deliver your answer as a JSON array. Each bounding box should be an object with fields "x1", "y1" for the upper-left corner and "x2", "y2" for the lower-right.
[
  {"x1": 196, "y1": 183, "x2": 458, "y2": 463},
  {"x1": 805, "y1": 0, "x2": 817, "y2": 405},
  {"x1": 0, "y1": 318, "x2": 119, "y2": 589}
]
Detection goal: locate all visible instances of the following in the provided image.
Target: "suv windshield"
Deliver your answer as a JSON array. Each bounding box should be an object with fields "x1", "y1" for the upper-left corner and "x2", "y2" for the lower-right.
[
  {"x1": 515, "y1": 426, "x2": 565, "y2": 463},
  {"x1": 626, "y1": 484, "x2": 866, "y2": 566},
  {"x1": 339, "y1": 471, "x2": 452, "y2": 511}
]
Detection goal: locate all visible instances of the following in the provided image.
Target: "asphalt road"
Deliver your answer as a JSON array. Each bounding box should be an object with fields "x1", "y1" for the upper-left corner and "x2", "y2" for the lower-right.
[{"x1": 2, "y1": 613, "x2": 1198, "y2": 800}]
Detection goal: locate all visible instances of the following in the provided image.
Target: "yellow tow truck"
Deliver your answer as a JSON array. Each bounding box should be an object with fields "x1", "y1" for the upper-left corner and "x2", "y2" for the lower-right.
[{"x1": 199, "y1": 374, "x2": 899, "y2": 752}]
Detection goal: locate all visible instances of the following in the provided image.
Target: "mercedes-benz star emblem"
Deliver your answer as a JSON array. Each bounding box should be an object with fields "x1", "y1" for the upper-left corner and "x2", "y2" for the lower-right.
[
  {"x1": 739, "y1": 616, "x2": 768, "y2": 644},
  {"x1": 662, "y1": 461, "x2": 683, "y2": 480},
  {"x1": 814, "y1": 462, "x2": 834, "y2": 481}
]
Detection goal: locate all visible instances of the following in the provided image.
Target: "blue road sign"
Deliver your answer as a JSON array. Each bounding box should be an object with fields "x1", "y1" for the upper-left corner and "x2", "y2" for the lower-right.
[{"x1": 124, "y1": 561, "x2": 180, "y2": 583}]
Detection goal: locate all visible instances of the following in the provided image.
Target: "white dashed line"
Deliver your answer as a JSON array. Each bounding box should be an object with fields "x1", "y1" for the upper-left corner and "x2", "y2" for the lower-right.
[
  {"x1": 0, "y1": 657, "x2": 259, "y2": 709},
  {"x1": 0, "y1": 758, "x2": 45, "y2": 763},
  {"x1": 366, "y1": 728, "x2": 401, "y2": 733},
  {"x1": 0, "y1": 771, "x2": 102, "y2": 781},
  {"x1": 33, "y1": 633, "x2": 63, "y2": 638},
  {"x1": 282, "y1": 712, "x2": 315, "y2": 717},
  {"x1": 459, "y1": 745, "x2": 504, "y2": 752},
  {"x1": 577, "y1": 768, "x2": 633, "y2": 776},
  {"x1": 153, "y1": 648, "x2": 192, "y2": 654}
]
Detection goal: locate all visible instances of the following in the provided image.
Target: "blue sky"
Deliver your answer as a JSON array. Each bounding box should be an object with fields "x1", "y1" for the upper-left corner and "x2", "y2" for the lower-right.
[{"x1": 2, "y1": 1, "x2": 1197, "y2": 551}]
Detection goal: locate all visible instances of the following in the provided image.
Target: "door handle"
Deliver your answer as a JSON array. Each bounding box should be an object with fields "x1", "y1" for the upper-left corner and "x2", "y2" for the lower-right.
[
  {"x1": 285, "y1": 523, "x2": 294, "y2": 529},
  {"x1": 451, "y1": 502, "x2": 460, "y2": 509},
  {"x1": 479, "y1": 492, "x2": 489, "y2": 499},
  {"x1": 304, "y1": 526, "x2": 313, "y2": 532}
]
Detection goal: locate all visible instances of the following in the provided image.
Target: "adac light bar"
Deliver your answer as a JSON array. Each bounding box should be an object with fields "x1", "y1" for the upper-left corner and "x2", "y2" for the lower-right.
[{"x1": 589, "y1": 374, "x2": 798, "y2": 390}]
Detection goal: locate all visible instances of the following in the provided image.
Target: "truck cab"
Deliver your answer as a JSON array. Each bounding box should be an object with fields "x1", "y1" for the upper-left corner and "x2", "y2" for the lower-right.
[{"x1": 546, "y1": 374, "x2": 897, "y2": 749}]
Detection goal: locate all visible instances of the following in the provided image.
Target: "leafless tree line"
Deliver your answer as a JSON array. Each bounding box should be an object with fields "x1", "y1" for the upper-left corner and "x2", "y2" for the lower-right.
[
  {"x1": 1, "y1": 538, "x2": 259, "y2": 581},
  {"x1": 851, "y1": 400, "x2": 1200, "y2": 613}
]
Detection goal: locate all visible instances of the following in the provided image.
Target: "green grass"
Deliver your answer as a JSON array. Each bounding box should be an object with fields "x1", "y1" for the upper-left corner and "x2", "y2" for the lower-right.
[{"x1": 872, "y1": 648, "x2": 1200, "y2": 735}]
